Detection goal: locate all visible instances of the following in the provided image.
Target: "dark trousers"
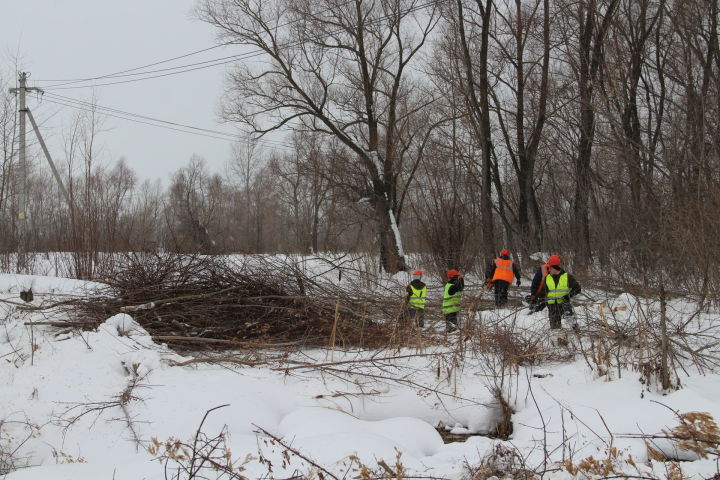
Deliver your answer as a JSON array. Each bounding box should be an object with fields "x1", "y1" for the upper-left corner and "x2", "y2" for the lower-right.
[
  {"x1": 444, "y1": 312, "x2": 458, "y2": 332},
  {"x1": 407, "y1": 308, "x2": 425, "y2": 328},
  {"x1": 548, "y1": 303, "x2": 563, "y2": 329},
  {"x1": 493, "y1": 280, "x2": 510, "y2": 307}
]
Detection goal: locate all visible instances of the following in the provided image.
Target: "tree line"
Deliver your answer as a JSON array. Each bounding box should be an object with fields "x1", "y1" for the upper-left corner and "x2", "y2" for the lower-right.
[{"x1": 1, "y1": 0, "x2": 718, "y2": 292}]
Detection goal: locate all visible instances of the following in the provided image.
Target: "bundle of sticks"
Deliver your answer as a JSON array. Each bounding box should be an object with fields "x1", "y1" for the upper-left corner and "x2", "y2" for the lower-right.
[{"x1": 67, "y1": 253, "x2": 400, "y2": 349}]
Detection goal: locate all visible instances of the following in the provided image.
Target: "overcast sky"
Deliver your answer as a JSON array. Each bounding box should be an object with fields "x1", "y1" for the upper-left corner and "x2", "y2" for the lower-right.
[{"x1": 2, "y1": 0, "x2": 277, "y2": 182}]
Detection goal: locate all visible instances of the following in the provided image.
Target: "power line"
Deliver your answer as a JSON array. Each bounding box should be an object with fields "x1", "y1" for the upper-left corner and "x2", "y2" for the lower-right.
[
  {"x1": 38, "y1": 97, "x2": 240, "y2": 142},
  {"x1": 32, "y1": 43, "x2": 232, "y2": 86},
  {"x1": 39, "y1": 53, "x2": 262, "y2": 90},
  {"x1": 43, "y1": 51, "x2": 246, "y2": 83},
  {"x1": 34, "y1": 0, "x2": 438, "y2": 91},
  {"x1": 36, "y1": 94, "x2": 295, "y2": 150},
  {"x1": 45, "y1": 92, "x2": 243, "y2": 140},
  {"x1": 32, "y1": 0, "x2": 359, "y2": 88},
  {"x1": 46, "y1": 94, "x2": 297, "y2": 150}
]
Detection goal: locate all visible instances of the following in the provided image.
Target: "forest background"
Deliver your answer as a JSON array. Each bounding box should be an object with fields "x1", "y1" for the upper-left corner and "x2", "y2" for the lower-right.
[{"x1": 0, "y1": 0, "x2": 717, "y2": 296}]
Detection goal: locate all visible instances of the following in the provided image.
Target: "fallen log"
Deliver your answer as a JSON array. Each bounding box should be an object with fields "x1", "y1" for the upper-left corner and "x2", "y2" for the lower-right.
[
  {"x1": 151, "y1": 336, "x2": 301, "y2": 348},
  {"x1": 24, "y1": 321, "x2": 98, "y2": 327}
]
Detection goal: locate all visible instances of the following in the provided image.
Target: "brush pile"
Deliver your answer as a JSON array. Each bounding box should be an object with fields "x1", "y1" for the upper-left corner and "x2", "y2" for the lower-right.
[{"x1": 70, "y1": 253, "x2": 401, "y2": 349}]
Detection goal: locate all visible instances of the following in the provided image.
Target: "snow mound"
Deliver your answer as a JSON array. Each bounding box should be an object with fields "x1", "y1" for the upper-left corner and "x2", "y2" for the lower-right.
[
  {"x1": 121, "y1": 349, "x2": 162, "y2": 377},
  {"x1": 96, "y1": 314, "x2": 179, "y2": 377},
  {"x1": 467, "y1": 399, "x2": 505, "y2": 434},
  {"x1": 647, "y1": 437, "x2": 701, "y2": 462},
  {"x1": 103, "y1": 313, "x2": 147, "y2": 337},
  {"x1": 449, "y1": 423, "x2": 471, "y2": 434},
  {"x1": 278, "y1": 407, "x2": 444, "y2": 463},
  {"x1": 612, "y1": 292, "x2": 641, "y2": 312}
]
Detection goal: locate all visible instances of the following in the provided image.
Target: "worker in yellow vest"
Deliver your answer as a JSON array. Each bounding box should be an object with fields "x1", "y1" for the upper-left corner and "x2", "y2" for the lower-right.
[
  {"x1": 537, "y1": 255, "x2": 581, "y2": 329},
  {"x1": 406, "y1": 270, "x2": 427, "y2": 328},
  {"x1": 485, "y1": 249, "x2": 521, "y2": 307},
  {"x1": 442, "y1": 269, "x2": 464, "y2": 332}
]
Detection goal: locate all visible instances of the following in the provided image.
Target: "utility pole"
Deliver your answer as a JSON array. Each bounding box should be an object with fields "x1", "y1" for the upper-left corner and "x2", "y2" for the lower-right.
[
  {"x1": 9, "y1": 72, "x2": 72, "y2": 273},
  {"x1": 9, "y1": 73, "x2": 40, "y2": 272}
]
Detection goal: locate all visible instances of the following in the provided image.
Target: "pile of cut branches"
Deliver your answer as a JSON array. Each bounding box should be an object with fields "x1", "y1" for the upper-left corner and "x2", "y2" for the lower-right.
[{"x1": 68, "y1": 253, "x2": 400, "y2": 349}]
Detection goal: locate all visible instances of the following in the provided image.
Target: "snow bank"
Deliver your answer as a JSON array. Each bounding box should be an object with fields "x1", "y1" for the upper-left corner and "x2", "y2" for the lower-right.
[
  {"x1": 278, "y1": 407, "x2": 443, "y2": 464},
  {"x1": 3, "y1": 268, "x2": 720, "y2": 480},
  {"x1": 0, "y1": 273, "x2": 103, "y2": 298}
]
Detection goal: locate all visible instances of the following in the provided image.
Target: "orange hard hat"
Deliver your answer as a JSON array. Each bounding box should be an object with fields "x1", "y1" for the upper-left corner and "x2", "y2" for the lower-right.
[
  {"x1": 412, "y1": 270, "x2": 423, "y2": 276},
  {"x1": 447, "y1": 269, "x2": 460, "y2": 278},
  {"x1": 546, "y1": 254, "x2": 561, "y2": 267},
  {"x1": 500, "y1": 249, "x2": 510, "y2": 256}
]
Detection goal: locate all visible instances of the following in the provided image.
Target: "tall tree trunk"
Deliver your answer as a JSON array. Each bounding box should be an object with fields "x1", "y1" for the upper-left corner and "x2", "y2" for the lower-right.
[
  {"x1": 574, "y1": 0, "x2": 618, "y2": 267},
  {"x1": 311, "y1": 199, "x2": 320, "y2": 254},
  {"x1": 659, "y1": 284, "x2": 671, "y2": 390},
  {"x1": 374, "y1": 193, "x2": 406, "y2": 273},
  {"x1": 526, "y1": 0, "x2": 551, "y2": 250},
  {"x1": 514, "y1": 0, "x2": 550, "y2": 251},
  {"x1": 574, "y1": 0, "x2": 596, "y2": 267},
  {"x1": 515, "y1": 0, "x2": 531, "y2": 246},
  {"x1": 457, "y1": 0, "x2": 497, "y2": 260},
  {"x1": 478, "y1": 0, "x2": 496, "y2": 259}
]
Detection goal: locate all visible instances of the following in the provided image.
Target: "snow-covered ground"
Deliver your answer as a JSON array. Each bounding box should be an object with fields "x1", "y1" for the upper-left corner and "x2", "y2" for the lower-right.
[{"x1": 2, "y1": 263, "x2": 720, "y2": 479}]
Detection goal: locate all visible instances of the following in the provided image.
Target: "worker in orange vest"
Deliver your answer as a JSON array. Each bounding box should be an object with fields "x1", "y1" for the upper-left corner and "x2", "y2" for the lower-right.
[{"x1": 485, "y1": 249, "x2": 521, "y2": 307}]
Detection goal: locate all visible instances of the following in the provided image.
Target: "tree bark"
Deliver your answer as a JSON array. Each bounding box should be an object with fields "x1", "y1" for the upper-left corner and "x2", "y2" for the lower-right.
[
  {"x1": 457, "y1": 0, "x2": 497, "y2": 260},
  {"x1": 478, "y1": 0, "x2": 497, "y2": 259},
  {"x1": 574, "y1": 0, "x2": 618, "y2": 267}
]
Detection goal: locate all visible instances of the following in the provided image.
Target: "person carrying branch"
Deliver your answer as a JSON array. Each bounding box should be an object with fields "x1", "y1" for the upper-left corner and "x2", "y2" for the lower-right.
[
  {"x1": 442, "y1": 269, "x2": 464, "y2": 332},
  {"x1": 534, "y1": 255, "x2": 581, "y2": 329},
  {"x1": 485, "y1": 249, "x2": 521, "y2": 307},
  {"x1": 405, "y1": 270, "x2": 427, "y2": 328}
]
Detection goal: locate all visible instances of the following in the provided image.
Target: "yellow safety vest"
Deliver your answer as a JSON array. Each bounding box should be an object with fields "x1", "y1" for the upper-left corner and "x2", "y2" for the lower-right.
[
  {"x1": 442, "y1": 282, "x2": 462, "y2": 314},
  {"x1": 545, "y1": 273, "x2": 570, "y2": 304},
  {"x1": 408, "y1": 285, "x2": 427, "y2": 310}
]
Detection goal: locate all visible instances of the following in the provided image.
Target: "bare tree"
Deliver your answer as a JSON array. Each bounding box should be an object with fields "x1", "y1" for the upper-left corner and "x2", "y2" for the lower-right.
[
  {"x1": 572, "y1": 0, "x2": 618, "y2": 266},
  {"x1": 99, "y1": 158, "x2": 137, "y2": 252},
  {"x1": 62, "y1": 104, "x2": 107, "y2": 279},
  {"x1": 126, "y1": 178, "x2": 163, "y2": 251},
  {"x1": 595, "y1": 0, "x2": 664, "y2": 271},
  {"x1": 167, "y1": 156, "x2": 221, "y2": 253},
  {"x1": 409, "y1": 121, "x2": 485, "y2": 272},
  {"x1": 270, "y1": 133, "x2": 336, "y2": 253},
  {"x1": 452, "y1": 0, "x2": 497, "y2": 261},
  {"x1": 227, "y1": 139, "x2": 277, "y2": 253},
  {"x1": 0, "y1": 75, "x2": 18, "y2": 264},
  {"x1": 489, "y1": 0, "x2": 551, "y2": 252},
  {"x1": 198, "y1": 0, "x2": 441, "y2": 272}
]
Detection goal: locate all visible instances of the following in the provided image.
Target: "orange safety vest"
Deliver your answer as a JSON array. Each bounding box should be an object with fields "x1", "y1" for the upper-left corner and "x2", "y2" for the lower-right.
[{"x1": 492, "y1": 258, "x2": 514, "y2": 283}]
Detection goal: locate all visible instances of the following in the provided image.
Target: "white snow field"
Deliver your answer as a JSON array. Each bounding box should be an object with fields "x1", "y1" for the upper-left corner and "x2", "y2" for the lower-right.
[{"x1": 1, "y1": 264, "x2": 720, "y2": 480}]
